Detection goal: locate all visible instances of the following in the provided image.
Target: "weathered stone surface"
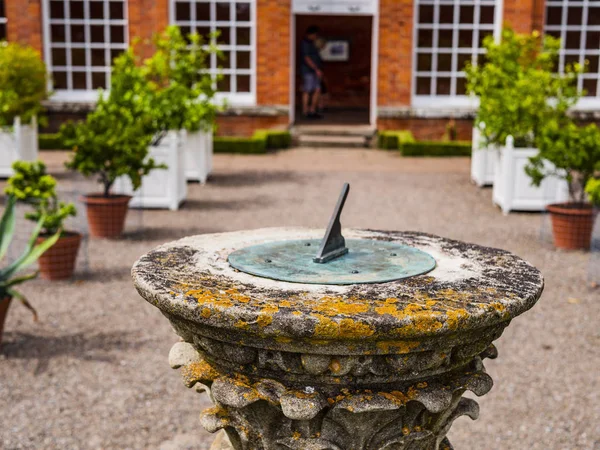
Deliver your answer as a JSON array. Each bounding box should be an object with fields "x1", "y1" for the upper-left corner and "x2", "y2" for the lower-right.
[{"x1": 132, "y1": 228, "x2": 544, "y2": 450}]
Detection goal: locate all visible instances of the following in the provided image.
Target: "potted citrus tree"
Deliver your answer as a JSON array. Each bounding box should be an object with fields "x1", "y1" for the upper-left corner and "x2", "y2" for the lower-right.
[
  {"x1": 60, "y1": 50, "x2": 163, "y2": 238},
  {"x1": 526, "y1": 121, "x2": 600, "y2": 250},
  {"x1": 0, "y1": 41, "x2": 48, "y2": 177},
  {"x1": 1, "y1": 196, "x2": 60, "y2": 345},
  {"x1": 114, "y1": 26, "x2": 220, "y2": 209},
  {"x1": 5, "y1": 161, "x2": 79, "y2": 279},
  {"x1": 466, "y1": 28, "x2": 579, "y2": 211}
]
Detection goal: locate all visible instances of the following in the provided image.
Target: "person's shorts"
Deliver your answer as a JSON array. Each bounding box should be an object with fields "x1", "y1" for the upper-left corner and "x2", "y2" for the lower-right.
[{"x1": 302, "y1": 73, "x2": 320, "y2": 93}]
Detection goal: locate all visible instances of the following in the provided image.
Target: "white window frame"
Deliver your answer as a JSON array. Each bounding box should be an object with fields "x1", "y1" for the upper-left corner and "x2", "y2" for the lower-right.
[
  {"x1": 0, "y1": 0, "x2": 7, "y2": 40},
  {"x1": 411, "y1": 0, "x2": 503, "y2": 109},
  {"x1": 544, "y1": 0, "x2": 600, "y2": 110},
  {"x1": 41, "y1": 0, "x2": 129, "y2": 103},
  {"x1": 169, "y1": 0, "x2": 257, "y2": 106}
]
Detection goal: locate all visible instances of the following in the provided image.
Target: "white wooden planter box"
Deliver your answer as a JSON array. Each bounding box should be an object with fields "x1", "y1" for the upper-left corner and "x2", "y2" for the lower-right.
[
  {"x1": 492, "y1": 136, "x2": 569, "y2": 214},
  {"x1": 470, "y1": 125, "x2": 496, "y2": 187},
  {"x1": 0, "y1": 116, "x2": 38, "y2": 178},
  {"x1": 113, "y1": 131, "x2": 187, "y2": 211},
  {"x1": 185, "y1": 129, "x2": 213, "y2": 183}
]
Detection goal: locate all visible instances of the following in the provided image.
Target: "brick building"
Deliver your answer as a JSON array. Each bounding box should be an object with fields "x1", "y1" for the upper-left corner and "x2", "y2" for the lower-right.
[{"x1": 1, "y1": 0, "x2": 599, "y2": 139}]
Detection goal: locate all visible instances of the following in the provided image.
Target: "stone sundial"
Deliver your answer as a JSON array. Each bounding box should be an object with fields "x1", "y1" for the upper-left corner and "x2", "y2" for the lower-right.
[{"x1": 132, "y1": 183, "x2": 544, "y2": 450}]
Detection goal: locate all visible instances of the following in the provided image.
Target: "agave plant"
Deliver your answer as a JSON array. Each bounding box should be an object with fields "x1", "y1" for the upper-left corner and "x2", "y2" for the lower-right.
[{"x1": 0, "y1": 196, "x2": 60, "y2": 319}]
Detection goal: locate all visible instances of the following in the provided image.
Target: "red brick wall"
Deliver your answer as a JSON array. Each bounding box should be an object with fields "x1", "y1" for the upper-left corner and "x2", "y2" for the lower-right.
[
  {"x1": 377, "y1": 0, "x2": 414, "y2": 107},
  {"x1": 216, "y1": 115, "x2": 289, "y2": 136},
  {"x1": 5, "y1": 0, "x2": 43, "y2": 53},
  {"x1": 378, "y1": 118, "x2": 473, "y2": 141},
  {"x1": 256, "y1": 0, "x2": 291, "y2": 106},
  {"x1": 128, "y1": 0, "x2": 169, "y2": 59},
  {"x1": 503, "y1": 0, "x2": 542, "y2": 34}
]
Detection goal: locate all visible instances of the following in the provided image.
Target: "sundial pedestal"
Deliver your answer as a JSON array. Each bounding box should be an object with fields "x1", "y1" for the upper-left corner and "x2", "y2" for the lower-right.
[{"x1": 133, "y1": 228, "x2": 543, "y2": 450}]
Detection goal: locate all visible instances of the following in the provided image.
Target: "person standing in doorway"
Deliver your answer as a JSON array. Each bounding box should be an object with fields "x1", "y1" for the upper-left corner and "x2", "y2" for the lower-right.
[{"x1": 301, "y1": 25, "x2": 323, "y2": 119}]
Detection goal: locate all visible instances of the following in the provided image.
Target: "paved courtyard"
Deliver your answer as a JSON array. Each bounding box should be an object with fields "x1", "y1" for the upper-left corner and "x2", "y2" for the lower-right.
[{"x1": 0, "y1": 148, "x2": 598, "y2": 450}]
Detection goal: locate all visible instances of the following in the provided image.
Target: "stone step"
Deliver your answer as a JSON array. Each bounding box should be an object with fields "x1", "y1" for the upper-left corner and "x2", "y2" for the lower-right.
[
  {"x1": 296, "y1": 134, "x2": 369, "y2": 148},
  {"x1": 292, "y1": 124, "x2": 376, "y2": 137}
]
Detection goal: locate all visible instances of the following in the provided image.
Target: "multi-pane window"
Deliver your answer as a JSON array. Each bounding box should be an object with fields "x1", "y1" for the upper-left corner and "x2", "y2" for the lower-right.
[
  {"x1": 43, "y1": 0, "x2": 128, "y2": 99},
  {"x1": 413, "y1": 0, "x2": 500, "y2": 105},
  {"x1": 171, "y1": 0, "x2": 256, "y2": 104},
  {"x1": 0, "y1": 0, "x2": 7, "y2": 40},
  {"x1": 544, "y1": 0, "x2": 600, "y2": 105}
]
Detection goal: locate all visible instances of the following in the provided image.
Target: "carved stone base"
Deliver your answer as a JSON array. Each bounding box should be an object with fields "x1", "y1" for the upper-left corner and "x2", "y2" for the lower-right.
[
  {"x1": 210, "y1": 432, "x2": 455, "y2": 450},
  {"x1": 170, "y1": 341, "x2": 494, "y2": 450}
]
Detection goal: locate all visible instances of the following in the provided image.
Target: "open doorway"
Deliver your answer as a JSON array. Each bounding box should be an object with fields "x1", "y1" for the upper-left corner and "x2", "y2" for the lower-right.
[{"x1": 294, "y1": 15, "x2": 372, "y2": 125}]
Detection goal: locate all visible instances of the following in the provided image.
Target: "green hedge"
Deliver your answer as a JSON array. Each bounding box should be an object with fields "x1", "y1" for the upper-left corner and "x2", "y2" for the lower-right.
[
  {"x1": 213, "y1": 136, "x2": 267, "y2": 154},
  {"x1": 378, "y1": 130, "x2": 415, "y2": 150},
  {"x1": 41, "y1": 129, "x2": 292, "y2": 154},
  {"x1": 401, "y1": 141, "x2": 472, "y2": 157},
  {"x1": 254, "y1": 129, "x2": 292, "y2": 149},
  {"x1": 39, "y1": 133, "x2": 66, "y2": 150},
  {"x1": 214, "y1": 129, "x2": 292, "y2": 154}
]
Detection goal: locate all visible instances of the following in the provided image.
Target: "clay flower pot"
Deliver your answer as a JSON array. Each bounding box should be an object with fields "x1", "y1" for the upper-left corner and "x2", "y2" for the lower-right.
[
  {"x1": 82, "y1": 194, "x2": 131, "y2": 238},
  {"x1": 547, "y1": 203, "x2": 597, "y2": 250},
  {"x1": 36, "y1": 232, "x2": 82, "y2": 280},
  {"x1": 0, "y1": 297, "x2": 12, "y2": 346}
]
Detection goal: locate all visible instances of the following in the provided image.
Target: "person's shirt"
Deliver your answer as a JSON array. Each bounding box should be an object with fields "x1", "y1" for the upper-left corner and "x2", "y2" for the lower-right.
[{"x1": 300, "y1": 37, "x2": 323, "y2": 76}]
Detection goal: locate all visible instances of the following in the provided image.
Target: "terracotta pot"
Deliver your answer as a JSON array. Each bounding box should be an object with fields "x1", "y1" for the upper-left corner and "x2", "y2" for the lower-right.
[
  {"x1": 0, "y1": 297, "x2": 11, "y2": 346},
  {"x1": 547, "y1": 203, "x2": 597, "y2": 250},
  {"x1": 81, "y1": 194, "x2": 131, "y2": 238},
  {"x1": 36, "y1": 232, "x2": 82, "y2": 280}
]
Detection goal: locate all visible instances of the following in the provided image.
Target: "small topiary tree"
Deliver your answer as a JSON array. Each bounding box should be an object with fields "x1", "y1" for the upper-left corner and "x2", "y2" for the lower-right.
[
  {"x1": 61, "y1": 49, "x2": 164, "y2": 197},
  {"x1": 586, "y1": 177, "x2": 600, "y2": 206},
  {"x1": 144, "y1": 26, "x2": 221, "y2": 139},
  {"x1": 465, "y1": 28, "x2": 581, "y2": 148},
  {"x1": 0, "y1": 41, "x2": 48, "y2": 126},
  {"x1": 5, "y1": 161, "x2": 76, "y2": 235},
  {"x1": 526, "y1": 119, "x2": 600, "y2": 204}
]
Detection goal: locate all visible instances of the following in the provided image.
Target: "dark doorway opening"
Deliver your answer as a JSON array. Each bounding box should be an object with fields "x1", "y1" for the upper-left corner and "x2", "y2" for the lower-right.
[{"x1": 294, "y1": 14, "x2": 372, "y2": 125}]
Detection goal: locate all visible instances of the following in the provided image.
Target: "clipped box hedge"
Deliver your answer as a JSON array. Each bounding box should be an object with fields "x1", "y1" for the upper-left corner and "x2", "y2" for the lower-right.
[
  {"x1": 214, "y1": 129, "x2": 292, "y2": 154},
  {"x1": 213, "y1": 136, "x2": 267, "y2": 154},
  {"x1": 41, "y1": 129, "x2": 293, "y2": 154},
  {"x1": 254, "y1": 129, "x2": 292, "y2": 149},
  {"x1": 377, "y1": 130, "x2": 415, "y2": 150},
  {"x1": 401, "y1": 141, "x2": 472, "y2": 157},
  {"x1": 39, "y1": 133, "x2": 66, "y2": 150}
]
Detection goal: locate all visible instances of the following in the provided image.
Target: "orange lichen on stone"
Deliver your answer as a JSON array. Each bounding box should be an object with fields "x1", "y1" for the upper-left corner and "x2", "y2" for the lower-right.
[
  {"x1": 279, "y1": 300, "x2": 292, "y2": 308},
  {"x1": 201, "y1": 308, "x2": 211, "y2": 318},
  {"x1": 329, "y1": 359, "x2": 342, "y2": 373},
  {"x1": 445, "y1": 308, "x2": 469, "y2": 330},
  {"x1": 257, "y1": 304, "x2": 279, "y2": 328},
  {"x1": 313, "y1": 296, "x2": 369, "y2": 316},
  {"x1": 181, "y1": 360, "x2": 220, "y2": 385},
  {"x1": 376, "y1": 340, "x2": 420, "y2": 354},
  {"x1": 234, "y1": 320, "x2": 250, "y2": 330},
  {"x1": 292, "y1": 431, "x2": 301, "y2": 440}
]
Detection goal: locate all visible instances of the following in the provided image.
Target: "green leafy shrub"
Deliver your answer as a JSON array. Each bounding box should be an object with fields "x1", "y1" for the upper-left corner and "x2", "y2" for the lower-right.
[
  {"x1": 526, "y1": 121, "x2": 600, "y2": 203},
  {"x1": 0, "y1": 196, "x2": 60, "y2": 319},
  {"x1": 5, "y1": 161, "x2": 76, "y2": 235},
  {"x1": 39, "y1": 133, "x2": 65, "y2": 150},
  {"x1": 466, "y1": 28, "x2": 581, "y2": 148},
  {"x1": 61, "y1": 49, "x2": 164, "y2": 197},
  {"x1": 0, "y1": 41, "x2": 48, "y2": 126},
  {"x1": 585, "y1": 177, "x2": 600, "y2": 206},
  {"x1": 213, "y1": 136, "x2": 267, "y2": 154},
  {"x1": 378, "y1": 131, "x2": 415, "y2": 150},
  {"x1": 144, "y1": 26, "x2": 221, "y2": 136},
  {"x1": 253, "y1": 130, "x2": 292, "y2": 149},
  {"x1": 401, "y1": 141, "x2": 471, "y2": 157}
]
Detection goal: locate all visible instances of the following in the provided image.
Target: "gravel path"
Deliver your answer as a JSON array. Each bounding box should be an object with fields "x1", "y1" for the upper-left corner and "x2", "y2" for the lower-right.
[{"x1": 0, "y1": 149, "x2": 598, "y2": 450}]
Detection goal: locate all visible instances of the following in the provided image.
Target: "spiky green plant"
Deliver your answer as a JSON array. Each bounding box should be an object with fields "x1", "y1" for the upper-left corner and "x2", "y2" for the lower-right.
[{"x1": 0, "y1": 196, "x2": 60, "y2": 319}]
